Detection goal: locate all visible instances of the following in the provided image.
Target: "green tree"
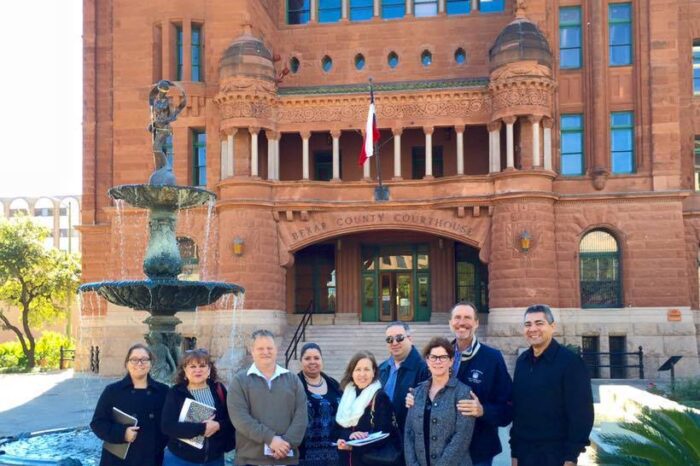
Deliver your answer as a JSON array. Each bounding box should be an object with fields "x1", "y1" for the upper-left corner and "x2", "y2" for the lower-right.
[
  {"x1": 595, "y1": 405, "x2": 700, "y2": 465},
  {"x1": 0, "y1": 217, "x2": 80, "y2": 369}
]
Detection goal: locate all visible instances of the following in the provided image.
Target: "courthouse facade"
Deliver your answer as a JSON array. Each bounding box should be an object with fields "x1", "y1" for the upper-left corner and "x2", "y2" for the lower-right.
[{"x1": 82, "y1": 0, "x2": 700, "y2": 376}]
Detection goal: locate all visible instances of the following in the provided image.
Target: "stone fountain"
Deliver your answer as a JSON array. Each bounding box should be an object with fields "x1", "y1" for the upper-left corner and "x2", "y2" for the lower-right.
[{"x1": 79, "y1": 80, "x2": 244, "y2": 383}]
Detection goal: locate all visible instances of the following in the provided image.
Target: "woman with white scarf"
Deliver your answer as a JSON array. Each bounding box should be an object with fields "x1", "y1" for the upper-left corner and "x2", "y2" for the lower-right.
[{"x1": 335, "y1": 351, "x2": 402, "y2": 466}]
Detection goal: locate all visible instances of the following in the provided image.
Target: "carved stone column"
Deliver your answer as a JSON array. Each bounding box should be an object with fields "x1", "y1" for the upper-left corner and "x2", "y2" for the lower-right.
[
  {"x1": 220, "y1": 138, "x2": 228, "y2": 180},
  {"x1": 301, "y1": 131, "x2": 311, "y2": 180},
  {"x1": 438, "y1": 0, "x2": 446, "y2": 14},
  {"x1": 488, "y1": 120, "x2": 502, "y2": 173},
  {"x1": 455, "y1": 126, "x2": 465, "y2": 175},
  {"x1": 406, "y1": 0, "x2": 413, "y2": 17},
  {"x1": 331, "y1": 130, "x2": 341, "y2": 181},
  {"x1": 530, "y1": 115, "x2": 542, "y2": 168},
  {"x1": 341, "y1": 0, "x2": 349, "y2": 20},
  {"x1": 223, "y1": 129, "x2": 237, "y2": 179},
  {"x1": 504, "y1": 116, "x2": 517, "y2": 170},
  {"x1": 424, "y1": 126, "x2": 434, "y2": 179},
  {"x1": 392, "y1": 127, "x2": 403, "y2": 179},
  {"x1": 543, "y1": 118, "x2": 553, "y2": 171},
  {"x1": 310, "y1": 0, "x2": 318, "y2": 22},
  {"x1": 250, "y1": 127, "x2": 260, "y2": 178},
  {"x1": 267, "y1": 130, "x2": 279, "y2": 181}
]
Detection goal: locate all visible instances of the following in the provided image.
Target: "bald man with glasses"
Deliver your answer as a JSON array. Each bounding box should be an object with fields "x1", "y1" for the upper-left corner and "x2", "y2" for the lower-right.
[{"x1": 378, "y1": 321, "x2": 429, "y2": 432}]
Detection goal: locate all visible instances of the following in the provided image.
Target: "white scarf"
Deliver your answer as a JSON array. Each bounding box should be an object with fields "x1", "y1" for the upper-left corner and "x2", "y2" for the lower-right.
[{"x1": 335, "y1": 380, "x2": 382, "y2": 428}]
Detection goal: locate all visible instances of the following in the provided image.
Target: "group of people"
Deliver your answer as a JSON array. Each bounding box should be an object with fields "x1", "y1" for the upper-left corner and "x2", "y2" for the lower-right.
[{"x1": 91, "y1": 302, "x2": 594, "y2": 466}]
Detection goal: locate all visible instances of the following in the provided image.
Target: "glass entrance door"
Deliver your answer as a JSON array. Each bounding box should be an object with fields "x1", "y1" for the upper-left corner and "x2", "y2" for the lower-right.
[
  {"x1": 362, "y1": 244, "x2": 427, "y2": 322},
  {"x1": 379, "y1": 272, "x2": 414, "y2": 321}
]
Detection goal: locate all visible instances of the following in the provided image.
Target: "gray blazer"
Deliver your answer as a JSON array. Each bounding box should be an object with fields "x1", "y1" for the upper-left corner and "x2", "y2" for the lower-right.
[{"x1": 404, "y1": 376, "x2": 475, "y2": 466}]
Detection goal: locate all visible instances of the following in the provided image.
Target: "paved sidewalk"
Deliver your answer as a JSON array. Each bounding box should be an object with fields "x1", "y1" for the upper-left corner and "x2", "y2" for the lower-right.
[{"x1": 0, "y1": 370, "x2": 117, "y2": 437}]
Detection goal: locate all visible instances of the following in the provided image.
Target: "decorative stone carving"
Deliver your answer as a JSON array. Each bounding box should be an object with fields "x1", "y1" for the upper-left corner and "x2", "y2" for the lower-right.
[
  {"x1": 591, "y1": 168, "x2": 610, "y2": 190},
  {"x1": 489, "y1": 62, "x2": 555, "y2": 121}
]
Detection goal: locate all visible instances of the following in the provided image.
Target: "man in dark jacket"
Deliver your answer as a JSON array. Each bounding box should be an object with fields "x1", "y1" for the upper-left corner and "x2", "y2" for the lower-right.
[
  {"x1": 510, "y1": 304, "x2": 594, "y2": 466},
  {"x1": 378, "y1": 321, "x2": 429, "y2": 431},
  {"x1": 450, "y1": 302, "x2": 513, "y2": 466}
]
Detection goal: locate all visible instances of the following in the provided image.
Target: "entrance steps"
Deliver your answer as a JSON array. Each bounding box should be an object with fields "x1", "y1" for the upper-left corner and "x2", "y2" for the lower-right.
[{"x1": 281, "y1": 320, "x2": 457, "y2": 380}]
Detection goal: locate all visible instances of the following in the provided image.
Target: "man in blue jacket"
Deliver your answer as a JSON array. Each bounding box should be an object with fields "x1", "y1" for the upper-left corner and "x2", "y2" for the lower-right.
[
  {"x1": 378, "y1": 321, "x2": 430, "y2": 431},
  {"x1": 450, "y1": 302, "x2": 513, "y2": 466},
  {"x1": 408, "y1": 302, "x2": 513, "y2": 466}
]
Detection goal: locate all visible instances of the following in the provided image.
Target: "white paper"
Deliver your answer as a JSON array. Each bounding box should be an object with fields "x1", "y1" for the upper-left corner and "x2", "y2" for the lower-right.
[{"x1": 332, "y1": 431, "x2": 390, "y2": 447}]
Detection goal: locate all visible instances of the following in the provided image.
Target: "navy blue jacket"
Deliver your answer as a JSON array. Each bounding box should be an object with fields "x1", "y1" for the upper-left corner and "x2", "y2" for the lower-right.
[
  {"x1": 161, "y1": 380, "x2": 235, "y2": 464},
  {"x1": 90, "y1": 375, "x2": 168, "y2": 466},
  {"x1": 453, "y1": 340, "x2": 513, "y2": 464},
  {"x1": 379, "y1": 345, "x2": 430, "y2": 431},
  {"x1": 510, "y1": 339, "x2": 594, "y2": 463}
]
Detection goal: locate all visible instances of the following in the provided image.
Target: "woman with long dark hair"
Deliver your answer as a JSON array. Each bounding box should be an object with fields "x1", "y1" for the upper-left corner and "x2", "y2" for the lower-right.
[
  {"x1": 297, "y1": 342, "x2": 342, "y2": 466},
  {"x1": 335, "y1": 351, "x2": 403, "y2": 466},
  {"x1": 161, "y1": 348, "x2": 235, "y2": 466},
  {"x1": 91, "y1": 343, "x2": 169, "y2": 466}
]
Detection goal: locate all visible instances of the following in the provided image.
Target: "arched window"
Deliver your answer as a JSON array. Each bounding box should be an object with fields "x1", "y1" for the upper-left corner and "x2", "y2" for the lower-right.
[
  {"x1": 9, "y1": 198, "x2": 29, "y2": 218},
  {"x1": 580, "y1": 230, "x2": 622, "y2": 308}
]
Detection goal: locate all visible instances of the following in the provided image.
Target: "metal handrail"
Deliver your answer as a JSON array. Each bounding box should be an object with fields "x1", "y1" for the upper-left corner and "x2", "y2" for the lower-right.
[
  {"x1": 580, "y1": 346, "x2": 644, "y2": 379},
  {"x1": 285, "y1": 300, "x2": 314, "y2": 368}
]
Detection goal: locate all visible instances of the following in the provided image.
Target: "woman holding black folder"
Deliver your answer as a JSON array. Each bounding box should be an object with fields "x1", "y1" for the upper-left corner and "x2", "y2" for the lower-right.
[
  {"x1": 161, "y1": 348, "x2": 235, "y2": 466},
  {"x1": 91, "y1": 343, "x2": 169, "y2": 466}
]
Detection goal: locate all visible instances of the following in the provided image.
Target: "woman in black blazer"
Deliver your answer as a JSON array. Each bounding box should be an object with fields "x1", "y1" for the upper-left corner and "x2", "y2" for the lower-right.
[
  {"x1": 334, "y1": 351, "x2": 403, "y2": 466},
  {"x1": 91, "y1": 343, "x2": 169, "y2": 466},
  {"x1": 160, "y1": 348, "x2": 235, "y2": 466}
]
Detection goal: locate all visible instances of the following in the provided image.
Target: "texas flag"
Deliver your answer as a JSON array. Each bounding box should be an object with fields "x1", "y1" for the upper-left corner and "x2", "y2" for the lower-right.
[{"x1": 358, "y1": 87, "x2": 380, "y2": 166}]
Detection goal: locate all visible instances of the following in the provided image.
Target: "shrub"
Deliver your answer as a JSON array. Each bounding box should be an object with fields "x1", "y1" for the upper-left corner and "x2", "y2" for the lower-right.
[
  {"x1": 0, "y1": 341, "x2": 27, "y2": 369},
  {"x1": 669, "y1": 378, "x2": 700, "y2": 403},
  {"x1": 35, "y1": 331, "x2": 74, "y2": 369}
]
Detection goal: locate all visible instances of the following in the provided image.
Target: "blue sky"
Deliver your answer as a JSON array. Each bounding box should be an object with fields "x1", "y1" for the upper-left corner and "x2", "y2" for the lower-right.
[{"x1": 0, "y1": 1, "x2": 82, "y2": 197}]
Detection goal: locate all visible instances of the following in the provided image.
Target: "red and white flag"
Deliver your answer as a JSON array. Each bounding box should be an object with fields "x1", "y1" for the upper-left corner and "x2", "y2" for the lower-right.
[{"x1": 358, "y1": 88, "x2": 380, "y2": 166}]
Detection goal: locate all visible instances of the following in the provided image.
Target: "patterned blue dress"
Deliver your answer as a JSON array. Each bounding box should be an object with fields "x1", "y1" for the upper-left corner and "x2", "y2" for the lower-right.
[{"x1": 298, "y1": 373, "x2": 342, "y2": 466}]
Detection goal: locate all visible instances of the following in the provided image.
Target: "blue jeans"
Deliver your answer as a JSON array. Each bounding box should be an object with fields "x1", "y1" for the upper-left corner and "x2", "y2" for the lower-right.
[
  {"x1": 163, "y1": 448, "x2": 225, "y2": 466},
  {"x1": 473, "y1": 460, "x2": 494, "y2": 466}
]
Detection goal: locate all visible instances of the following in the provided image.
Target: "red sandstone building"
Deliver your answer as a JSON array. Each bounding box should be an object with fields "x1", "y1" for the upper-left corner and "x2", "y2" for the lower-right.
[{"x1": 82, "y1": 0, "x2": 700, "y2": 377}]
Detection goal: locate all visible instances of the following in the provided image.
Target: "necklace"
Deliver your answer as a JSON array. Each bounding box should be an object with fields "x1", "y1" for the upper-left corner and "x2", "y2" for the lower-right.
[{"x1": 305, "y1": 377, "x2": 325, "y2": 388}]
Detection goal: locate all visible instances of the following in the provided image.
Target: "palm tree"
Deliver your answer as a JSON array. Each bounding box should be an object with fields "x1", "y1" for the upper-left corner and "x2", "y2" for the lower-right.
[{"x1": 594, "y1": 405, "x2": 700, "y2": 465}]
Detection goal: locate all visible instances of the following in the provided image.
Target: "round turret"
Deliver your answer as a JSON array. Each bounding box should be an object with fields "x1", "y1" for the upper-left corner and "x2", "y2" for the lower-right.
[
  {"x1": 489, "y1": 18, "x2": 552, "y2": 72},
  {"x1": 219, "y1": 33, "x2": 275, "y2": 82}
]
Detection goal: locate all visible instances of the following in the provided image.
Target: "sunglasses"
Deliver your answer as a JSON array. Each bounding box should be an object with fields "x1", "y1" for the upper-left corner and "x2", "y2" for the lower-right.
[{"x1": 385, "y1": 334, "x2": 407, "y2": 344}]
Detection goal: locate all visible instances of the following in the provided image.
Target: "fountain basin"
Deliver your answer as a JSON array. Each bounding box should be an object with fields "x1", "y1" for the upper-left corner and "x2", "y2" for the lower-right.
[
  {"x1": 0, "y1": 427, "x2": 234, "y2": 465},
  {"x1": 109, "y1": 184, "x2": 215, "y2": 210},
  {"x1": 79, "y1": 279, "x2": 244, "y2": 314}
]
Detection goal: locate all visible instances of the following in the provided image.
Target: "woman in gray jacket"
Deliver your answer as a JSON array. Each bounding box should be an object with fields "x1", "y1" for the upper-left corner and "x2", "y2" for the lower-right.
[{"x1": 404, "y1": 337, "x2": 475, "y2": 466}]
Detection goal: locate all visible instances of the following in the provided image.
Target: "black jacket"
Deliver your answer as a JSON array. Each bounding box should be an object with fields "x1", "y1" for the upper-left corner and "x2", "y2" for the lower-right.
[
  {"x1": 161, "y1": 380, "x2": 235, "y2": 463},
  {"x1": 335, "y1": 389, "x2": 402, "y2": 466},
  {"x1": 90, "y1": 375, "x2": 168, "y2": 466},
  {"x1": 378, "y1": 346, "x2": 430, "y2": 431},
  {"x1": 510, "y1": 339, "x2": 594, "y2": 463},
  {"x1": 297, "y1": 371, "x2": 343, "y2": 462}
]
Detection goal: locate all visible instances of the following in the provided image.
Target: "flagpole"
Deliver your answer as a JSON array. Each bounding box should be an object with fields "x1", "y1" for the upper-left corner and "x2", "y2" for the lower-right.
[{"x1": 369, "y1": 78, "x2": 389, "y2": 201}]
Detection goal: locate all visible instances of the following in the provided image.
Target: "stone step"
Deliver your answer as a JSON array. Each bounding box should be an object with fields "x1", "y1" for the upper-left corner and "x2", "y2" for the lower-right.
[{"x1": 281, "y1": 321, "x2": 457, "y2": 379}]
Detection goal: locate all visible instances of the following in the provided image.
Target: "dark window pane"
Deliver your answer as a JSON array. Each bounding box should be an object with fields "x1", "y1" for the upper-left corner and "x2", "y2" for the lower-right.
[
  {"x1": 414, "y1": 0, "x2": 438, "y2": 17},
  {"x1": 560, "y1": 7, "x2": 581, "y2": 24},
  {"x1": 562, "y1": 132, "x2": 583, "y2": 154},
  {"x1": 319, "y1": 0, "x2": 342, "y2": 22},
  {"x1": 288, "y1": 0, "x2": 310, "y2": 24},
  {"x1": 350, "y1": 0, "x2": 373, "y2": 20},
  {"x1": 560, "y1": 28, "x2": 581, "y2": 48},
  {"x1": 561, "y1": 153, "x2": 583, "y2": 176},
  {"x1": 382, "y1": 0, "x2": 405, "y2": 18},
  {"x1": 446, "y1": 0, "x2": 469, "y2": 15},
  {"x1": 479, "y1": 0, "x2": 504, "y2": 13}
]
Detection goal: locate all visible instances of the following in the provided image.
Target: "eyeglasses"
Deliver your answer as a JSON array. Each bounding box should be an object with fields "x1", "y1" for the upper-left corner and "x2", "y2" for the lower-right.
[
  {"x1": 427, "y1": 354, "x2": 450, "y2": 363},
  {"x1": 385, "y1": 334, "x2": 407, "y2": 344},
  {"x1": 128, "y1": 358, "x2": 151, "y2": 365}
]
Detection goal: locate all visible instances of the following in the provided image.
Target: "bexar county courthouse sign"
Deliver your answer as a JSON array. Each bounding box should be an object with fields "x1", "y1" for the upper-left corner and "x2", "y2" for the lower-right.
[{"x1": 280, "y1": 210, "x2": 487, "y2": 248}]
